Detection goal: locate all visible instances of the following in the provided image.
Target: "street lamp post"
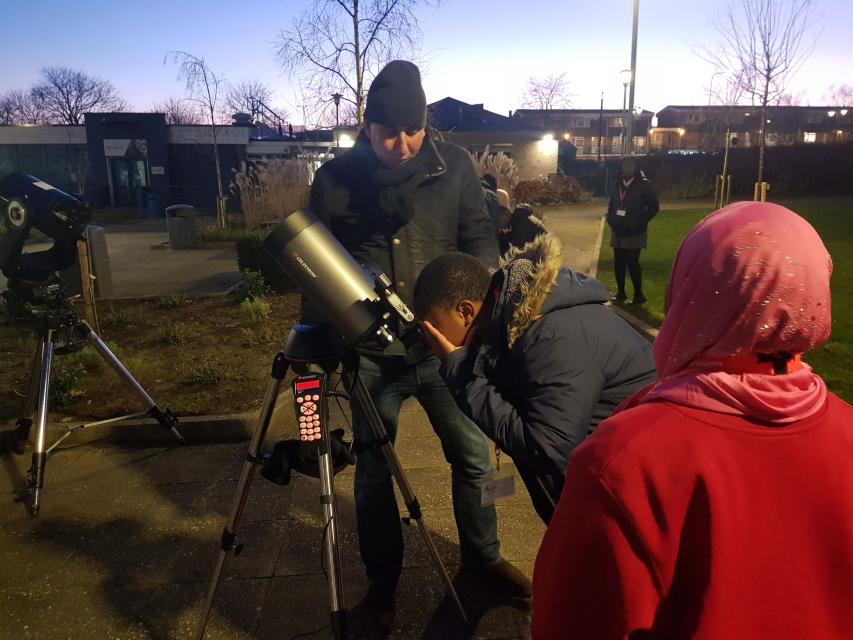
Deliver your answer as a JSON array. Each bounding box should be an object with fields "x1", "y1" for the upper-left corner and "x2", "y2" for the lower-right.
[
  {"x1": 625, "y1": 0, "x2": 640, "y2": 156},
  {"x1": 620, "y1": 69, "x2": 632, "y2": 155},
  {"x1": 331, "y1": 92, "x2": 343, "y2": 128}
]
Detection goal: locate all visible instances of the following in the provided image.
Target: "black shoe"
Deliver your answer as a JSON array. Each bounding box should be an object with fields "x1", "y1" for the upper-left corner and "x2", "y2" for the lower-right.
[
  {"x1": 361, "y1": 585, "x2": 396, "y2": 637},
  {"x1": 631, "y1": 294, "x2": 647, "y2": 305},
  {"x1": 461, "y1": 559, "x2": 532, "y2": 601},
  {"x1": 611, "y1": 291, "x2": 627, "y2": 303}
]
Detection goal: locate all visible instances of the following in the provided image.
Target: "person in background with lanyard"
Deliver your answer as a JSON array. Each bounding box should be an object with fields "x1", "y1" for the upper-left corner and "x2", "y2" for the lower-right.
[{"x1": 606, "y1": 156, "x2": 659, "y2": 305}]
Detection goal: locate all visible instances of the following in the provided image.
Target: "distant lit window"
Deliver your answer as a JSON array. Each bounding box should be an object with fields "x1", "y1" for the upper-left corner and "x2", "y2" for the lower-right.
[
  {"x1": 575, "y1": 136, "x2": 586, "y2": 148},
  {"x1": 804, "y1": 131, "x2": 817, "y2": 143},
  {"x1": 574, "y1": 118, "x2": 589, "y2": 128},
  {"x1": 612, "y1": 117, "x2": 623, "y2": 127},
  {"x1": 635, "y1": 137, "x2": 646, "y2": 147},
  {"x1": 612, "y1": 136, "x2": 621, "y2": 146},
  {"x1": 653, "y1": 133, "x2": 662, "y2": 144}
]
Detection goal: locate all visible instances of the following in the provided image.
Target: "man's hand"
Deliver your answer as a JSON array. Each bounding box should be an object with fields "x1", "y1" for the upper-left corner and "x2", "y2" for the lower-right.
[{"x1": 420, "y1": 320, "x2": 461, "y2": 361}]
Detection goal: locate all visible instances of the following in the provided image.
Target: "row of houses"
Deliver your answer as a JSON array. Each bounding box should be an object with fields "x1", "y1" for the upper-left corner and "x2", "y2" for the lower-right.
[{"x1": 0, "y1": 100, "x2": 850, "y2": 211}]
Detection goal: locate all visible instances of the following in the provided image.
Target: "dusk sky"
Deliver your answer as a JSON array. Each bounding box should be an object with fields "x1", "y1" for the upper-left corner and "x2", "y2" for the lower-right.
[{"x1": 1, "y1": 0, "x2": 851, "y2": 123}]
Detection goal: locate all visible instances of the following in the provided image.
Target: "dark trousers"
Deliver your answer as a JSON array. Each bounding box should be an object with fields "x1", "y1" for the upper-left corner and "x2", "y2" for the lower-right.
[
  {"x1": 613, "y1": 248, "x2": 642, "y2": 297},
  {"x1": 351, "y1": 354, "x2": 501, "y2": 588}
]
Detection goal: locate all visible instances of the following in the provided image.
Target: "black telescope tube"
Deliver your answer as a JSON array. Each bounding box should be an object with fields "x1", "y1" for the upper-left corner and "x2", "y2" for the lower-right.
[{"x1": 264, "y1": 209, "x2": 392, "y2": 347}]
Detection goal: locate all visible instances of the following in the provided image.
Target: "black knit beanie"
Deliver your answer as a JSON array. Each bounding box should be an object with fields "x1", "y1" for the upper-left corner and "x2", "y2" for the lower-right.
[{"x1": 364, "y1": 60, "x2": 427, "y2": 129}]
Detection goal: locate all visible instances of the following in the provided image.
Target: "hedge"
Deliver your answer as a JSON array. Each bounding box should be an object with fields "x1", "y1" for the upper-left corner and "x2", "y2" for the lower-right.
[{"x1": 235, "y1": 229, "x2": 295, "y2": 293}]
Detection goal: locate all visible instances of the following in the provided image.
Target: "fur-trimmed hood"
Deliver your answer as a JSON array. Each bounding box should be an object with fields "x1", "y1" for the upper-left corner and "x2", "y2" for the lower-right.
[{"x1": 493, "y1": 233, "x2": 610, "y2": 348}]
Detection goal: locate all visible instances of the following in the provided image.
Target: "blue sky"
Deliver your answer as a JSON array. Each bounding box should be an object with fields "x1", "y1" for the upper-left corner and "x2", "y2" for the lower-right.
[{"x1": 1, "y1": 0, "x2": 849, "y2": 122}]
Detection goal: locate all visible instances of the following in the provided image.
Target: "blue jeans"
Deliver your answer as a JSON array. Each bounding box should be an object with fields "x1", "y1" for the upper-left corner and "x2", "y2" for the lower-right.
[{"x1": 351, "y1": 354, "x2": 501, "y2": 588}]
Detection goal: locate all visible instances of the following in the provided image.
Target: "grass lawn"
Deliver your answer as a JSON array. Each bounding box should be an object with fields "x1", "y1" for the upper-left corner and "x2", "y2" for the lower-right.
[{"x1": 598, "y1": 198, "x2": 853, "y2": 402}]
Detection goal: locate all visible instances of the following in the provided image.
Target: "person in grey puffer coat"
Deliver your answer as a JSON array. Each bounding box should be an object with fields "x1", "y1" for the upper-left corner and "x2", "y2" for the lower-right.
[{"x1": 415, "y1": 233, "x2": 658, "y2": 523}]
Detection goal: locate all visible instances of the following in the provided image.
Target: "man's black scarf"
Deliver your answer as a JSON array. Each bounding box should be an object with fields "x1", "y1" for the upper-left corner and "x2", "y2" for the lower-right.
[{"x1": 369, "y1": 139, "x2": 434, "y2": 230}]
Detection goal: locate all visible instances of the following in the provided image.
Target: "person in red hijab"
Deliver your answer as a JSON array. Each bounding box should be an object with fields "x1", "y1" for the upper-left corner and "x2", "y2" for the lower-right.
[{"x1": 531, "y1": 201, "x2": 853, "y2": 639}]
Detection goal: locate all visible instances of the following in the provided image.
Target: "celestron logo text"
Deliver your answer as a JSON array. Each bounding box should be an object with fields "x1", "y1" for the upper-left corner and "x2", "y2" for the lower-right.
[{"x1": 294, "y1": 253, "x2": 317, "y2": 278}]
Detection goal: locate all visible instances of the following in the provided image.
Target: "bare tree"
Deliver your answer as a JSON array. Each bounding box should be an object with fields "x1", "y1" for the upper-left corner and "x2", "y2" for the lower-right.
[
  {"x1": 165, "y1": 50, "x2": 229, "y2": 227},
  {"x1": 151, "y1": 96, "x2": 203, "y2": 124},
  {"x1": 824, "y1": 83, "x2": 853, "y2": 106},
  {"x1": 30, "y1": 66, "x2": 127, "y2": 125},
  {"x1": 703, "y1": 0, "x2": 817, "y2": 184},
  {"x1": 226, "y1": 80, "x2": 273, "y2": 115},
  {"x1": 0, "y1": 89, "x2": 45, "y2": 125},
  {"x1": 276, "y1": 0, "x2": 440, "y2": 125},
  {"x1": 776, "y1": 89, "x2": 806, "y2": 106},
  {"x1": 521, "y1": 73, "x2": 573, "y2": 110}
]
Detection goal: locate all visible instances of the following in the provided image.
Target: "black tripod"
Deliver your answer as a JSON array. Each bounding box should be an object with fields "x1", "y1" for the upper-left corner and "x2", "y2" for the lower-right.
[
  {"x1": 3, "y1": 280, "x2": 184, "y2": 515},
  {"x1": 196, "y1": 324, "x2": 469, "y2": 640}
]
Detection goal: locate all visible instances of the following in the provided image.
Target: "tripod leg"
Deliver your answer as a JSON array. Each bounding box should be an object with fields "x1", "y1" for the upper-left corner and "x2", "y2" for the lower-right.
[
  {"x1": 296, "y1": 367, "x2": 346, "y2": 639},
  {"x1": 29, "y1": 334, "x2": 54, "y2": 516},
  {"x1": 196, "y1": 352, "x2": 289, "y2": 640},
  {"x1": 77, "y1": 320, "x2": 184, "y2": 443},
  {"x1": 346, "y1": 372, "x2": 470, "y2": 628}
]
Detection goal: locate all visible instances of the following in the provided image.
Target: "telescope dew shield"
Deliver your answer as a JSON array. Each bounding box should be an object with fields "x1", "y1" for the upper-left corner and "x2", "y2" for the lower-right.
[{"x1": 264, "y1": 209, "x2": 393, "y2": 347}]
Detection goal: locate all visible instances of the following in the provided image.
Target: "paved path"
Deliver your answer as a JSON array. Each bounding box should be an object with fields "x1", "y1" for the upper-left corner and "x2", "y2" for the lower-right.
[
  {"x1": 0, "y1": 399, "x2": 542, "y2": 639},
  {"x1": 101, "y1": 220, "x2": 242, "y2": 298}
]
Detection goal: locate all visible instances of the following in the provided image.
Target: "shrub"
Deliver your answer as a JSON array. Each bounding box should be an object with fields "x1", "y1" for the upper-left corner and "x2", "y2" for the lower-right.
[
  {"x1": 103, "y1": 304, "x2": 132, "y2": 329},
  {"x1": 198, "y1": 225, "x2": 250, "y2": 243},
  {"x1": 230, "y1": 159, "x2": 316, "y2": 230},
  {"x1": 469, "y1": 146, "x2": 521, "y2": 195},
  {"x1": 233, "y1": 270, "x2": 272, "y2": 300},
  {"x1": 239, "y1": 297, "x2": 271, "y2": 323},
  {"x1": 158, "y1": 323, "x2": 190, "y2": 346},
  {"x1": 153, "y1": 295, "x2": 193, "y2": 310},
  {"x1": 180, "y1": 363, "x2": 228, "y2": 387},
  {"x1": 514, "y1": 175, "x2": 591, "y2": 206},
  {"x1": 235, "y1": 229, "x2": 294, "y2": 293},
  {"x1": 50, "y1": 359, "x2": 86, "y2": 406}
]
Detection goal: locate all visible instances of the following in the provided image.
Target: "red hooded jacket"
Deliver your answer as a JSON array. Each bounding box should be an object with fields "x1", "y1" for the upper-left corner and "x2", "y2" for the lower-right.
[{"x1": 532, "y1": 394, "x2": 853, "y2": 639}]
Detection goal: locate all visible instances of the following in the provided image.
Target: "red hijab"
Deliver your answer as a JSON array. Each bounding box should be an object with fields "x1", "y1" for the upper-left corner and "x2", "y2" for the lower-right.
[{"x1": 621, "y1": 201, "x2": 832, "y2": 423}]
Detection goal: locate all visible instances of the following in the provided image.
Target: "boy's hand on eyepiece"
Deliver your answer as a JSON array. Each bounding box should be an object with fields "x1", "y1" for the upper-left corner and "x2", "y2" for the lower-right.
[{"x1": 420, "y1": 320, "x2": 460, "y2": 361}]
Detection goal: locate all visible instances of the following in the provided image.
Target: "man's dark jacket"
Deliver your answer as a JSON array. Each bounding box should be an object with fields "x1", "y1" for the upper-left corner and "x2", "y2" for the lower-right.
[
  {"x1": 440, "y1": 234, "x2": 658, "y2": 522},
  {"x1": 310, "y1": 134, "x2": 497, "y2": 298},
  {"x1": 606, "y1": 173, "x2": 660, "y2": 238}
]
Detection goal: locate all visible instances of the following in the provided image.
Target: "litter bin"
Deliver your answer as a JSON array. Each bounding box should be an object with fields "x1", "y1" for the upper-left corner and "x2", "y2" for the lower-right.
[
  {"x1": 146, "y1": 192, "x2": 161, "y2": 218},
  {"x1": 165, "y1": 204, "x2": 198, "y2": 249}
]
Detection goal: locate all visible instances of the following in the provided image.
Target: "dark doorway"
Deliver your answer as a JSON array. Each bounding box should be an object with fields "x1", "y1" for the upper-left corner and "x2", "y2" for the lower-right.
[{"x1": 110, "y1": 158, "x2": 148, "y2": 206}]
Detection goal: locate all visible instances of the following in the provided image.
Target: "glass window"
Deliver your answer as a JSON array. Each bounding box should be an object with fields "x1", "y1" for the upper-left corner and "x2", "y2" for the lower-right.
[
  {"x1": 574, "y1": 136, "x2": 585, "y2": 148},
  {"x1": 803, "y1": 132, "x2": 816, "y2": 143}
]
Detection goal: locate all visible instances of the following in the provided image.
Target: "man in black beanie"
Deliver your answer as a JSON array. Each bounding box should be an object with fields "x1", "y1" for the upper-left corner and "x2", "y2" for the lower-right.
[{"x1": 308, "y1": 60, "x2": 530, "y2": 632}]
